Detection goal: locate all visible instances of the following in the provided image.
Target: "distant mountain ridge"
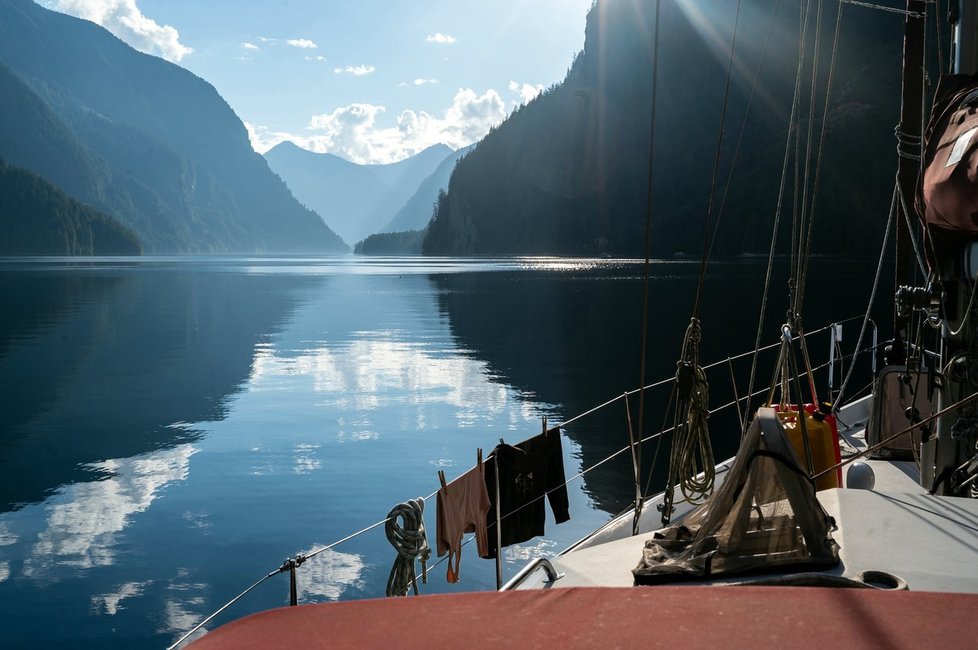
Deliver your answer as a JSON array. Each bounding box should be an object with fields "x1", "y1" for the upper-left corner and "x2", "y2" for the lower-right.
[
  {"x1": 265, "y1": 142, "x2": 455, "y2": 245},
  {"x1": 381, "y1": 144, "x2": 475, "y2": 234},
  {"x1": 0, "y1": 0, "x2": 346, "y2": 254}
]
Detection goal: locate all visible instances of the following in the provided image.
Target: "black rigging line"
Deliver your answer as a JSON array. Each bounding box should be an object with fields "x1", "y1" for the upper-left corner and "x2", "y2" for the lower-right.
[
  {"x1": 794, "y1": 0, "x2": 824, "y2": 319},
  {"x1": 635, "y1": 0, "x2": 662, "y2": 534},
  {"x1": 796, "y1": 0, "x2": 846, "y2": 316},
  {"x1": 706, "y1": 0, "x2": 784, "y2": 263},
  {"x1": 691, "y1": 0, "x2": 743, "y2": 321},
  {"x1": 744, "y1": 0, "x2": 815, "y2": 431}
]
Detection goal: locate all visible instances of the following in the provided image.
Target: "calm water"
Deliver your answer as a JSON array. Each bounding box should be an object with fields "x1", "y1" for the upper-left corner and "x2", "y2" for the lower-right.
[{"x1": 0, "y1": 256, "x2": 881, "y2": 648}]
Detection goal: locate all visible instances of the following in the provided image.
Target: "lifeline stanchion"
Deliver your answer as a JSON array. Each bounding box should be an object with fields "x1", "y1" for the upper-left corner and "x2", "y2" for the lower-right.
[
  {"x1": 494, "y1": 456, "x2": 503, "y2": 590},
  {"x1": 282, "y1": 555, "x2": 305, "y2": 607}
]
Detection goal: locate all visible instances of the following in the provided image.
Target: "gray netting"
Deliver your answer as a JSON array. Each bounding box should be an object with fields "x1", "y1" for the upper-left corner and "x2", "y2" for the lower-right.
[{"x1": 633, "y1": 407, "x2": 839, "y2": 584}]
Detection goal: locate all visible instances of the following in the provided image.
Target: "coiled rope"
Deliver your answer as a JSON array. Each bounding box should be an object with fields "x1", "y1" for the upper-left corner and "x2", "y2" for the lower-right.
[
  {"x1": 662, "y1": 318, "x2": 715, "y2": 524},
  {"x1": 384, "y1": 498, "x2": 430, "y2": 597}
]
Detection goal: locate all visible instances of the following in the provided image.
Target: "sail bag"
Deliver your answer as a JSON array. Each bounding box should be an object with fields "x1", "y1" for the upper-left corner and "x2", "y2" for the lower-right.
[
  {"x1": 633, "y1": 408, "x2": 839, "y2": 584},
  {"x1": 920, "y1": 73, "x2": 978, "y2": 254}
]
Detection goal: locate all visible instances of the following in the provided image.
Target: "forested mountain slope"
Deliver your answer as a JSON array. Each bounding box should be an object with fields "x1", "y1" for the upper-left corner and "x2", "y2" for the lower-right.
[
  {"x1": 424, "y1": 0, "x2": 902, "y2": 258},
  {"x1": 0, "y1": 0, "x2": 346, "y2": 254},
  {"x1": 0, "y1": 157, "x2": 141, "y2": 255}
]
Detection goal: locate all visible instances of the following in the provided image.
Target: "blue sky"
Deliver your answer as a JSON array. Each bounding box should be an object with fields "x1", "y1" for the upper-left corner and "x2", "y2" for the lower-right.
[{"x1": 44, "y1": 0, "x2": 594, "y2": 163}]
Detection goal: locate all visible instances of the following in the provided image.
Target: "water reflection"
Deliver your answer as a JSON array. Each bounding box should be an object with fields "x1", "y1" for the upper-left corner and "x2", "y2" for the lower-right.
[
  {"x1": 160, "y1": 571, "x2": 210, "y2": 641},
  {"x1": 294, "y1": 547, "x2": 366, "y2": 601},
  {"x1": 20, "y1": 444, "x2": 195, "y2": 581},
  {"x1": 92, "y1": 580, "x2": 152, "y2": 615},
  {"x1": 0, "y1": 266, "x2": 324, "y2": 513}
]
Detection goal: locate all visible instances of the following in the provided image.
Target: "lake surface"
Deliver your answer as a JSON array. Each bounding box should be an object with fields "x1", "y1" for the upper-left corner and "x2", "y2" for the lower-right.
[{"x1": 0, "y1": 256, "x2": 882, "y2": 648}]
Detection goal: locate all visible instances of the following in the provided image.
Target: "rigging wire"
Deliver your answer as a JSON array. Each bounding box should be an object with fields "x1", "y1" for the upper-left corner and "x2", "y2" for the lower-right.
[
  {"x1": 634, "y1": 0, "x2": 663, "y2": 535},
  {"x1": 744, "y1": 0, "x2": 815, "y2": 430},
  {"x1": 815, "y1": 389, "x2": 978, "y2": 480},
  {"x1": 896, "y1": 177, "x2": 931, "y2": 278},
  {"x1": 706, "y1": 0, "x2": 783, "y2": 261},
  {"x1": 795, "y1": 0, "x2": 824, "y2": 320},
  {"x1": 691, "y1": 0, "x2": 743, "y2": 320},
  {"x1": 167, "y1": 570, "x2": 284, "y2": 650},
  {"x1": 834, "y1": 184, "x2": 896, "y2": 408},
  {"x1": 944, "y1": 270, "x2": 978, "y2": 338},
  {"x1": 840, "y1": 0, "x2": 925, "y2": 18},
  {"x1": 661, "y1": 0, "x2": 744, "y2": 525},
  {"x1": 796, "y1": 0, "x2": 846, "y2": 316}
]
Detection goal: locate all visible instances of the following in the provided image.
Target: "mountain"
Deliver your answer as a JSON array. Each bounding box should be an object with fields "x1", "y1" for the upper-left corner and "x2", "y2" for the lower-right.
[
  {"x1": 423, "y1": 0, "x2": 902, "y2": 257},
  {"x1": 380, "y1": 144, "x2": 476, "y2": 233},
  {"x1": 354, "y1": 229, "x2": 425, "y2": 255},
  {"x1": 0, "y1": 156, "x2": 141, "y2": 255},
  {"x1": 265, "y1": 142, "x2": 453, "y2": 245},
  {"x1": 0, "y1": 0, "x2": 346, "y2": 254}
]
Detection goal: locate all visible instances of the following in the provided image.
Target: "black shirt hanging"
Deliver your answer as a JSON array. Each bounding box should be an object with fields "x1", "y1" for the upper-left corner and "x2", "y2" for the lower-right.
[{"x1": 482, "y1": 427, "x2": 570, "y2": 559}]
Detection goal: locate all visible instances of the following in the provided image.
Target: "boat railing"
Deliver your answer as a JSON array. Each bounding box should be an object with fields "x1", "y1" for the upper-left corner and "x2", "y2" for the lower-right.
[
  {"x1": 167, "y1": 316, "x2": 879, "y2": 649},
  {"x1": 501, "y1": 557, "x2": 564, "y2": 590}
]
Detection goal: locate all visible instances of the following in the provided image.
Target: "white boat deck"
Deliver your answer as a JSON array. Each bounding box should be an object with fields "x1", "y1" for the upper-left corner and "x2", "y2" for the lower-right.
[{"x1": 512, "y1": 397, "x2": 978, "y2": 594}]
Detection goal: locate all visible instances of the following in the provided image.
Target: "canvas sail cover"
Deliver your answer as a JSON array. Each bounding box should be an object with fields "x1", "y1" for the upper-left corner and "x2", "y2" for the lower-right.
[
  {"x1": 920, "y1": 73, "x2": 978, "y2": 246},
  {"x1": 633, "y1": 408, "x2": 839, "y2": 584}
]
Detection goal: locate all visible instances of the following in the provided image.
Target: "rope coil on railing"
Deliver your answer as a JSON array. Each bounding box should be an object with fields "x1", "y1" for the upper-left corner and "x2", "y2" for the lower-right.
[
  {"x1": 665, "y1": 319, "x2": 715, "y2": 516},
  {"x1": 384, "y1": 498, "x2": 430, "y2": 597}
]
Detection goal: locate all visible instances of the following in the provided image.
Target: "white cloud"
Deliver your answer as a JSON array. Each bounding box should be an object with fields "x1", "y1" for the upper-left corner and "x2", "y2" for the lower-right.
[
  {"x1": 333, "y1": 65, "x2": 375, "y2": 76},
  {"x1": 426, "y1": 33, "x2": 456, "y2": 44},
  {"x1": 509, "y1": 80, "x2": 544, "y2": 105},
  {"x1": 414, "y1": 78, "x2": 438, "y2": 86},
  {"x1": 287, "y1": 38, "x2": 318, "y2": 49},
  {"x1": 305, "y1": 55, "x2": 327, "y2": 62},
  {"x1": 241, "y1": 42, "x2": 259, "y2": 51},
  {"x1": 52, "y1": 0, "x2": 192, "y2": 62},
  {"x1": 246, "y1": 88, "x2": 505, "y2": 163},
  {"x1": 257, "y1": 36, "x2": 275, "y2": 43},
  {"x1": 244, "y1": 121, "x2": 292, "y2": 154}
]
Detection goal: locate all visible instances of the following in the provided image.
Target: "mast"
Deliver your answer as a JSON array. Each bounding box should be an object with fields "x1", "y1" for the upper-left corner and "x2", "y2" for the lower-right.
[{"x1": 892, "y1": 0, "x2": 926, "y2": 365}]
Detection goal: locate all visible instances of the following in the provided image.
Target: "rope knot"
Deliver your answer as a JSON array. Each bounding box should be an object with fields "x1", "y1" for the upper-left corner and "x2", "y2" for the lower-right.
[{"x1": 384, "y1": 498, "x2": 430, "y2": 596}]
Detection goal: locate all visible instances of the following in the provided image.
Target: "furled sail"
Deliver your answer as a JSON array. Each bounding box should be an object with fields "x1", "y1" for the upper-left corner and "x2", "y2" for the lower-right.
[{"x1": 920, "y1": 74, "x2": 978, "y2": 251}]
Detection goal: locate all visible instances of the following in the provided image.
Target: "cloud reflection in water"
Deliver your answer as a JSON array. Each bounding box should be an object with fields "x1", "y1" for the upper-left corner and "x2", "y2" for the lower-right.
[
  {"x1": 295, "y1": 546, "x2": 366, "y2": 602},
  {"x1": 18, "y1": 444, "x2": 196, "y2": 581},
  {"x1": 251, "y1": 333, "x2": 522, "y2": 437}
]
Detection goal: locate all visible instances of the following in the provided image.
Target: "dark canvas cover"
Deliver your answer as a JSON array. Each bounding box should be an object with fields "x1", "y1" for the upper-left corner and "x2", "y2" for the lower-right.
[{"x1": 633, "y1": 408, "x2": 839, "y2": 584}]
